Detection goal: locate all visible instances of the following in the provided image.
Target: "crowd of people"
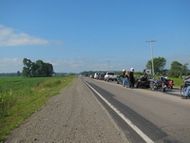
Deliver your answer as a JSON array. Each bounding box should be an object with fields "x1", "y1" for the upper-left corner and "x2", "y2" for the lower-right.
[
  {"x1": 120, "y1": 68, "x2": 190, "y2": 98},
  {"x1": 120, "y1": 68, "x2": 135, "y2": 88},
  {"x1": 120, "y1": 68, "x2": 148, "y2": 89}
]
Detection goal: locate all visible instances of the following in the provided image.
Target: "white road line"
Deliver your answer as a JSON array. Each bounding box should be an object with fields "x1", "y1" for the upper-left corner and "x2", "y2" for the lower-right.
[{"x1": 83, "y1": 80, "x2": 154, "y2": 143}]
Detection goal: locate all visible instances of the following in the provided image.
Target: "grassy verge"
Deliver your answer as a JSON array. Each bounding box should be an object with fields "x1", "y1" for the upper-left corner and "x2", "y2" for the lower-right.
[
  {"x1": 169, "y1": 78, "x2": 183, "y2": 87},
  {"x1": 0, "y1": 76, "x2": 75, "y2": 141}
]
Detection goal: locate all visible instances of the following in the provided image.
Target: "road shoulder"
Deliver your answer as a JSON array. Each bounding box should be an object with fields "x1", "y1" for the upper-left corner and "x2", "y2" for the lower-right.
[{"x1": 5, "y1": 78, "x2": 128, "y2": 143}]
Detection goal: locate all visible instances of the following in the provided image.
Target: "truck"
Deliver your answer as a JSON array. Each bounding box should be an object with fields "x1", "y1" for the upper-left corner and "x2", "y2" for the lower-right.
[{"x1": 104, "y1": 72, "x2": 117, "y2": 82}]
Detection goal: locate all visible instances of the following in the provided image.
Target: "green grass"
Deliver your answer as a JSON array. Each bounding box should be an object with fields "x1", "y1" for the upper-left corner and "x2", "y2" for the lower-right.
[
  {"x1": 0, "y1": 76, "x2": 75, "y2": 141},
  {"x1": 169, "y1": 77, "x2": 183, "y2": 87}
]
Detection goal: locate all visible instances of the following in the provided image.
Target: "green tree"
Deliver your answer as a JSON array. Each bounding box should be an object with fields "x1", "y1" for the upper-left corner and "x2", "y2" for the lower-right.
[
  {"x1": 182, "y1": 63, "x2": 189, "y2": 75},
  {"x1": 17, "y1": 71, "x2": 21, "y2": 76},
  {"x1": 22, "y1": 58, "x2": 32, "y2": 77},
  {"x1": 22, "y1": 58, "x2": 54, "y2": 77},
  {"x1": 146, "y1": 57, "x2": 166, "y2": 75},
  {"x1": 45, "y1": 63, "x2": 54, "y2": 77},
  {"x1": 169, "y1": 61, "x2": 189, "y2": 77},
  {"x1": 36, "y1": 60, "x2": 45, "y2": 77},
  {"x1": 31, "y1": 62, "x2": 39, "y2": 77}
]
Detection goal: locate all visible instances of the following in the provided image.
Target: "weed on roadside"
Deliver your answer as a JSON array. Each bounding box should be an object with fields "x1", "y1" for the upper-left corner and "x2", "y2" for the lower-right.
[{"x1": 0, "y1": 76, "x2": 75, "y2": 141}]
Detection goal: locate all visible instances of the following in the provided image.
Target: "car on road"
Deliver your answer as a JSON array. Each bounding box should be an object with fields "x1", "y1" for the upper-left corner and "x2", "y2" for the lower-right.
[
  {"x1": 94, "y1": 73, "x2": 100, "y2": 79},
  {"x1": 104, "y1": 72, "x2": 117, "y2": 82},
  {"x1": 98, "y1": 73, "x2": 106, "y2": 80}
]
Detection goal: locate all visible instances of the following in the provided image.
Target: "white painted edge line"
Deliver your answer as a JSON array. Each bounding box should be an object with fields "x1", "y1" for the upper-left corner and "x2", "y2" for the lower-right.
[{"x1": 83, "y1": 80, "x2": 154, "y2": 143}]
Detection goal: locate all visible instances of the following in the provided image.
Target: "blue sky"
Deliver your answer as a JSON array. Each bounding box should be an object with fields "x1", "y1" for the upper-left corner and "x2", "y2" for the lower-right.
[{"x1": 0, "y1": 0, "x2": 190, "y2": 73}]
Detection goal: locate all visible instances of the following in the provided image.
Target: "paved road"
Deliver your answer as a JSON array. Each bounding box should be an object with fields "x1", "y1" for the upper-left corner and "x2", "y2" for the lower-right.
[
  {"x1": 5, "y1": 77, "x2": 190, "y2": 143},
  {"x1": 5, "y1": 77, "x2": 128, "y2": 143},
  {"x1": 82, "y1": 77, "x2": 190, "y2": 143}
]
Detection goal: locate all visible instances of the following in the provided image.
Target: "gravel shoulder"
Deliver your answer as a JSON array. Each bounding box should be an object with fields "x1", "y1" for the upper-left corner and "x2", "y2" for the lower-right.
[{"x1": 5, "y1": 78, "x2": 128, "y2": 143}]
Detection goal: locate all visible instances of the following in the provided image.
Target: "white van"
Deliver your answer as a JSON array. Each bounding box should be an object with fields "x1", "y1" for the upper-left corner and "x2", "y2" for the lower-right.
[{"x1": 94, "y1": 73, "x2": 100, "y2": 79}]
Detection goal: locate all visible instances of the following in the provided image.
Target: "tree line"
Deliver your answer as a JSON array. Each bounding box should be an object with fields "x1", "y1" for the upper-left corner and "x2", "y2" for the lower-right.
[
  {"x1": 22, "y1": 58, "x2": 54, "y2": 77},
  {"x1": 146, "y1": 57, "x2": 189, "y2": 77},
  {"x1": 0, "y1": 57, "x2": 188, "y2": 78},
  {"x1": 81, "y1": 57, "x2": 189, "y2": 78}
]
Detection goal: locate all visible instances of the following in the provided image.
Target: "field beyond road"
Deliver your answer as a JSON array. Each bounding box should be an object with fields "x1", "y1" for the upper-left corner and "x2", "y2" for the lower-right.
[{"x1": 0, "y1": 76, "x2": 75, "y2": 141}]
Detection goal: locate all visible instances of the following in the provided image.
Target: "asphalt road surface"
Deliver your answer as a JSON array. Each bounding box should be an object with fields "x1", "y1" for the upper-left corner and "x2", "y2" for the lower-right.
[
  {"x1": 82, "y1": 77, "x2": 190, "y2": 143},
  {"x1": 5, "y1": 77, "x2": 190, "y2": 143}
]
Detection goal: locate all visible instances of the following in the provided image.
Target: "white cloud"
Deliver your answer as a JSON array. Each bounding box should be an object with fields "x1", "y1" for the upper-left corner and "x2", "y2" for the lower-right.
[
  {"x1": 0, "y1": 58, "x2": 21, "y2": 66},
  {"x1": 51, "y1": 59, "x2": 84, "y2": 68},
  {"x1": 0, "y1": 58, "x2": 23, "y2": 72},
  {"x1": 0, "y1": 24, "x2": 49, "y2": 47},
  {"x1": 50, "y1": 40, "x2": 63, "y2": 45},
  {"x1": 50, "y1": 57, "x2": 111, "y2": 73}
]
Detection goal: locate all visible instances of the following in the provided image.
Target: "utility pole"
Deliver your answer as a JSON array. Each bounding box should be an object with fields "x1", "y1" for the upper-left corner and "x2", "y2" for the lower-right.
[{"x1": 146, "y1": 40, "x2": 156, "y2": 76}]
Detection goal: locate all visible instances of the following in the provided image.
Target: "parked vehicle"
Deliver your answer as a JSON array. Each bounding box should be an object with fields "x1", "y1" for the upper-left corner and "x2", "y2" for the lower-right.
[
  {"x1": 98, "y1": 73, "x2": 105, "y2": 80},
  {"x1": 180, "y1": 71, "x2": 190, "y2": 99},
  {"x1": 134, "y1": 77, "x2": 151, "y2": 88},
  {"x1": 149, "y1": 77, "x2": 167, "y2": 92},
  {"x1": 165, "y1": 78, "x2": 174, "y2": 89},
  {"x1": 94, "y1": 73, "x2": 100, "y2": 79},
  {"x1": 104, "y1": 72, "x2": 117, "y2": 82}
]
